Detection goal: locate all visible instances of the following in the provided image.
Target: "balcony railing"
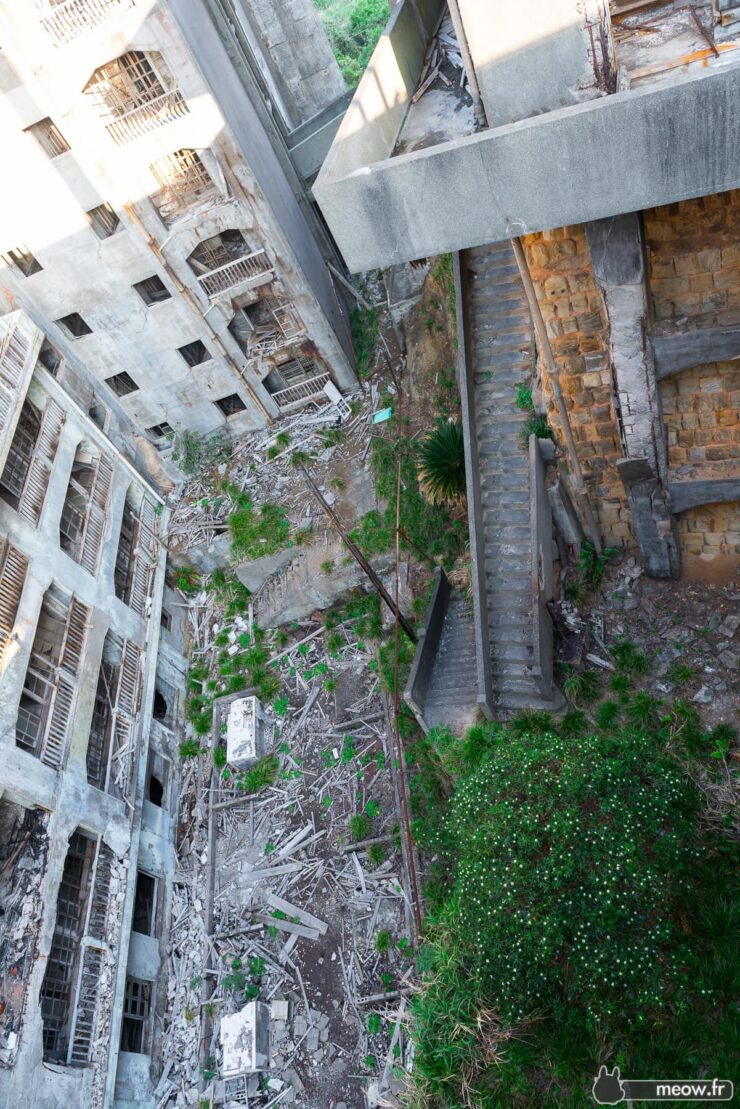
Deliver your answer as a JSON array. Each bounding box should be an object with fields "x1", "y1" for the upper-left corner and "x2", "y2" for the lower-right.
[
  {"x1": 249, "y1": 305, "x2": 305, "y2": 357},
  {"x1": 197, "y1": 250, "x2": 273, "y2": 299},
  {"x1": 39, "y1": 0, "x2": 134, "y2": 44},
  {"x1": 269, "y1": 372, "x2": 331, "y2": 412},
  {"x1": 105, "y1": 90, "x2": 189, "y2": 146}
]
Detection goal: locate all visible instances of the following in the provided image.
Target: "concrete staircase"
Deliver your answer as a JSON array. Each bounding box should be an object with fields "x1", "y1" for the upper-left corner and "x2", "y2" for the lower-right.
[
  {"x1": 461, "y1": 242, "x2": 564, "y2": 715},
  {"x1": 421, "y1": 591, "x2": 478, "y2": 734}
]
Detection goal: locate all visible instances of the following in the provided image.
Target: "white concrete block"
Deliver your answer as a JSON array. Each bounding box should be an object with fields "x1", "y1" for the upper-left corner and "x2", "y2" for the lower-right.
[
  {"x1": 226, "y1": 696, "x2": 273, "y2": 768},
  {"x1": 221, "y1": 1001, "x2": 269, "y2": 1076}
]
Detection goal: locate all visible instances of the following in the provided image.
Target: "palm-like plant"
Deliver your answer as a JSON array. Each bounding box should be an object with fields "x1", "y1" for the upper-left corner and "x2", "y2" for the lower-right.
[{"x1": 417, "y1": 421, "x2": 467, "y2": 505}]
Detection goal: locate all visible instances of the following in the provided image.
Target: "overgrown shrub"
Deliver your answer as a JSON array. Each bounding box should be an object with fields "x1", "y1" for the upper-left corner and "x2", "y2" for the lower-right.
[
  {"x1": 417, "y1": 421, "x2": 466, "y2": 506},
  {"x1": 228, "y1": 498, "x2": 290, "y2": 561}
]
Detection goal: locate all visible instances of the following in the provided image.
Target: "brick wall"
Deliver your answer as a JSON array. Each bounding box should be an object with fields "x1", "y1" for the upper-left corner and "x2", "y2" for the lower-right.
[
  {"x1": 521, "y1": 226, "x2": 634, "y2": 546},
  {"x1": 644, "y1": 189, "x2": 740, "y2": 329},
  {"x1": 676, "y1": 500, "x2": 740, "y2": 580},
  {"x1": 660, "y1": 362, "x2": 740, "y2": 469}
]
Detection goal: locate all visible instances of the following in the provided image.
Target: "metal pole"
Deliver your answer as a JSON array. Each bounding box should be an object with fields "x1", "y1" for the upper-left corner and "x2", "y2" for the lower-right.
[
  {"x1": 511, "y1": 236, "x2": 603, "y2": 553},
  {"x1": 298, "y1": 465, "x2": 418, "y2": 644}
]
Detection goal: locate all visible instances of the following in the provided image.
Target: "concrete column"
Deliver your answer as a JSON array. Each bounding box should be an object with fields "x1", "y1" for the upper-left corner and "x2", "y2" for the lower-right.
[
  {"x1": 456, "y1": 0, "x2": 615, "y2": 127},
  {"x1": 586, "y1": 213, "x2": 680, "y2": 579}
]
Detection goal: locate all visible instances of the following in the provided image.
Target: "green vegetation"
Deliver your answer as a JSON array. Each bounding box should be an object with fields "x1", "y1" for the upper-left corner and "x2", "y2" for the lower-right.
[
  {"x1": 405, "y1": 697, "x2": 737, "y2": 1108},
  {"x1": 172, "y1": 429, "x2": 230, "y2": 476},
  {"x1": 350, "y1": 304, "x2": 379, "y2": 377},
  {"x1": 315, "y1": 0, "x2": 390, "y2": 86},
  {"x1": 227, "y1": 487, "x2": 290, "y2": 561},
  {"x1": 374, "y1": 928, "x2": 391, "y2": 954},
  {"x1": 179, "y1": 739, "x2": 202, "y2": 760},
  {"x1": 350, "y1": 812, "x2": 371, "y2": 840},
  {"x1": 236, "y1": 755, "x2": 279, "y2": 794},
  {"x1": 431, "y1": 254, "x2": 456, "y2": 335},
  {"x1": 417, "y1": 421, "x2": 466, "y2": 506}
]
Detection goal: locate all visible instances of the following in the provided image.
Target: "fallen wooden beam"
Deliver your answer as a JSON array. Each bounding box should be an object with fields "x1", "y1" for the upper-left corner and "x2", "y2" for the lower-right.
[
  {"x1": 267, "y1": 893, "x2": 328, "y2": 935},
  {"x1": 257, "y1": 914, "x2": 320, "y2": 941}
]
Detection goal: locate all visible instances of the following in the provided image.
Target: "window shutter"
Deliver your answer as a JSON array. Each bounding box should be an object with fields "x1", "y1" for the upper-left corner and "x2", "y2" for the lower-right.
[
  {"x1": 110, "y1": 639, "x2": 142, "y2": 798},
  {"x1": 0, "y1": 541, "x2": 28, "y2": 667},
  {"x1": 40, "y1": 596, "x2": 90, "y2": 770},
  {"x1": 79, "y1": 454, "x2": 114, "y2": 574},
  {"x1": 17, "y1": 399, "x2": 65, "y2": 526},
  {"x1": 129, "y1": 499, "x2": 158, "y2": 617}
]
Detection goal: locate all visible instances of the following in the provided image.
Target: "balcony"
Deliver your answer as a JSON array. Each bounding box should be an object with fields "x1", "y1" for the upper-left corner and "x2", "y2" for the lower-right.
[
  {"x1": 104, "y1": 90, "x2": 189, "y2": 146},
  {"x1": 268, "y1": 372, "x2": 331, "y2": 412},
  {"x1": 39, "y1": 0, "x2": 134, "y2": 44},
  {"x1": 197, "y1": 249, "x2": 273, "y2": 299},
  {"x1": 249, "y1": 305, "x2": 305, "y2": 357}
]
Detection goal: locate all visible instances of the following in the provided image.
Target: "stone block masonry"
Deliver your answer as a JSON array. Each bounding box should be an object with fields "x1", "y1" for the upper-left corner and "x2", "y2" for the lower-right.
[
  {"x1": 661, "y1": 363, "x2": 740, "y2": 468},
  {"x1": 521, "y1": 226, "x2": 635, "y2": 547},
  {"x1": 676, "y1": 500, "x2": 740, "y2": 579},
  {"x1": 644, "y1": 190, "x2": 740, "y2": 329}
]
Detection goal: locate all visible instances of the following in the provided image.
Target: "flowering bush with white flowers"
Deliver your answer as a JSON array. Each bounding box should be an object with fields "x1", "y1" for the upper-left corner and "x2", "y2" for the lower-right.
[{"x1": 405, "y1": 723, "x2": 734, "y2": 1108}]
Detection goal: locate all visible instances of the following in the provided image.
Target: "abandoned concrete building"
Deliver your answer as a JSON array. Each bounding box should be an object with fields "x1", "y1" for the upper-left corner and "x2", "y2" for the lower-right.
[
  {"x1": 0, "y1": 0, "x2": 355, "y2": 467},
  {"x1": 316, "y1": 0, "x2": 740, "y2": 723},
  {"x1": 0, "y1": 1, "x2": 738, "y2": 1107}
]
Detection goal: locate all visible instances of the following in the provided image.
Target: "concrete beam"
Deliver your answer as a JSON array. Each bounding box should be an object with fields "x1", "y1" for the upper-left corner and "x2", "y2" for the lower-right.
[
  {"x1": 668, "y1": 478, "x2": 740, "y2": 514},
  {"x1": 652, "y1": 326, "x2": 740, "y2": 378},
  {"x1": 315, "y1": 63, "x2": 740, "y2": 272}
]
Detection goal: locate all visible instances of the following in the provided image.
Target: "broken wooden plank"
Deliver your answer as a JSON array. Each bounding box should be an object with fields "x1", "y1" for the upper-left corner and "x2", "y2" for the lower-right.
[
  {"x1": 258, "y1": 914, "x2": 320, "y2": 940},
  {"x1": 267, "y1": 894, "x2": 328, "y2": 936}
]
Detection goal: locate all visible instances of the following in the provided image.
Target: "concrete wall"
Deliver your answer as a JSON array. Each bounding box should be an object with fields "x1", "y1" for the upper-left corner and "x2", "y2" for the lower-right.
[
  {"x1": 315, "y1": 63, "x2": 740, "y2": 272},
  {"x1": 0, "y1": 344, "x2": 167, "y2": 1109},
  {"x1": 0, "y1": 0, "x2": 355, "y2": 448},
  {"x1": 403, "y1": 566, "x2": 450, "y2": 731},
  {"x1": 239, "y1": 0, "x2": 346, "y2": 128},
  {"x1": 457, "y1": 0, "x2": 614, "y2": 126}
]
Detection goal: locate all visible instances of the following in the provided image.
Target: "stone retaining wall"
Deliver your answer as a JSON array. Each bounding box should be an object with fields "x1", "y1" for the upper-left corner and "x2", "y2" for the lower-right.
[{"x1": 660, "y1": 362, "x2": 740, "y2": 468}]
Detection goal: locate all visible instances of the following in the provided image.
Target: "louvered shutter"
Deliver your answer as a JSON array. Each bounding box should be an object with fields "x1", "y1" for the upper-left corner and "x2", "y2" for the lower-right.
[
  {"x1": 0, "y1": 324, "x2": 31, "y2": 436},
  {"x1": 40, "y1": 597, "x2": 90, "y2": 770},
  {"x1": 129, "y1": 499, "x2": 158, "y2": 616},
  {"x1": 110, "y1": 639, "x2": 141, "y2": 798},
  {"x1": 0, "y1": 542, "x2": 28, "y2": 667},
  {"x1": 17, "y1": 400, "x2": 65, "y2": 526},
  {"x1": 80, "y1": 454, "x2": 113, "y2": 574}
]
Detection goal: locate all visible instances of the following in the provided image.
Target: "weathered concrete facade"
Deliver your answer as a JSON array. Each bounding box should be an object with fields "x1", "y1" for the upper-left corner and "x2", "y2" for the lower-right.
[
  {"x1": 0, "y1": 310, "x2": 182, "y2": 1108},
  {"x1": 0, "y1": 0, "x2": 354, "y2": 467}
]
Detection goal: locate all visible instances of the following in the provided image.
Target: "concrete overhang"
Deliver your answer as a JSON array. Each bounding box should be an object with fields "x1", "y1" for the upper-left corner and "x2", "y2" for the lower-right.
[{"x1": 315, "y1": 11, "x2": 740, "y2": 272}]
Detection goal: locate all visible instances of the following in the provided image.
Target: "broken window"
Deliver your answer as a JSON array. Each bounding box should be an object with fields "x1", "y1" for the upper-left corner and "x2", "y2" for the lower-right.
[
  {"x1": 24, "y1": 117, "x2": 70, "y2": 158},
  {"x1": 38, "y1": 340, "x2": 62, "y2": 376},
  {"x1": 59, "y1": 444, "x2": 113, "y2": 572},
  {"x1": 0, "y1": 397, "x2": 65, "y2": 524},
  {"x1": 152, "y1": 688, "x2": 168, "y2": 720},
  {"x1": 160, "y1": 607, "x2": 172, "y2": 632},
  {"x1": 114, "y1": 490, "x2": 159, "y2": 616},
  {"x1": 146, "y1": 421, "x2": 173, "y2": 444},
  {"x1": 120, "y1": 978, "x2": 152, "y2": 1053},
  {"x1": 114, "y1": 496, "x2": 136, "y2": 604},
  {"x1": 150, "y1": 148, "x2": 217, "y2": 225},
  {"x1": 0, "y1": 400, "x2": 41, "y2": 511},
  {"x1": 1, "y1": 246, "x2": 42, "y2": 277},
  {"x1": 133, "y1": 275, "x2": 171, "y2": 306},
  {"x1": 40, "y1": 830, "x2": 113, "y2": 1065},
  {"x1": 105, "y1": 371, "x2": 138, "y2": 397},
  {"x1": 0, "y1": 539, "x2": 28, "y2": 669},
  {"x1": 147, "y1": 749, "x2": 169, "y2": 808},
  {"x1": 40, "y1": 831, "x2": 94, "y2": 1062},
  {"x1": 177, "y1": 339, "x2": 210, "y2": 367},
  {"x1": 16, "y1": 585, "x2": 89, "y2": 769},
  {"x1": 215, "y1": 393, "x2": 246, "y2": 417},
  {"x1": 85, "y1": 203, "x2": 120, "y2": 239},
  {"x1": 132, "y1": 872, "x2": 158, "y2": 936},
  {"x1": 84, "y1": 51, "x2": 187, "y2": 145},
  {"x1": 56, "y1": 313, "x2": 92, "y2": 339},
  {"x1": 86, "y1": 635, "x2": 141, "y2": 798},
  {"x1": 187, "y1": 230, "x2": 250, "y2": 276}
]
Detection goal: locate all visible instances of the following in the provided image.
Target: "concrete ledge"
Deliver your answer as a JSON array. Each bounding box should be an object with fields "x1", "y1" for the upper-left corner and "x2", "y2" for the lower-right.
[
  {"x1": 652, "y1": 326, "x2": 740, "y2": 378},
  {"x1": 403, "y1": 566, "x2": 450, "y2": 731},
  {"x1": 455, "y1": 251, "x2": 494, "y2": 719},
  {"x1": 669, "y1": 478, "x2": 740, "y2": 513},
  {"x1": 529, "y1": 435, "x2": 556, "y2": 700},
  {"x1": 316, "y1": 64, "x2": 740, "y2": 271}
]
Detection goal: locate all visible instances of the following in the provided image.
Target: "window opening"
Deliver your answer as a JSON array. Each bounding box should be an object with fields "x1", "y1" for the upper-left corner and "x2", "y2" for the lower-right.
[
  {"x1": 0, "y1": 400, "x2": 41, "y2": 511},
  {"x1": 56, "y1": 313, "x2": 92, "y2": 339},
  {"x1": 152, "y1": 688, "x2": 167, "y2": 720},
  {"x1": 38, "y1": 340, "x2": 62, "y2": 376},
  {"x1": 150, "y1": 148, "x2": 216, "y2": 224},
  {"x1": 187, "y1": 230, "x2": 249, "y2": 275},
  {"x1": 25, "y1": 118, "x2": 70, "y2": 158},
  {"x1": 133, "y1": 275, "x2": 170, "y2": 305},
  {"x1": 85, "y1": 203, "x2": 119, "y2": 240},
  {"x1": 177, "y1": 340, "x2": 209, "y2": 367},
  {"x1": 105, "y1": 371, "x2": 138, "y2": 397},
  {"x1": 215, "y1": 393, "x2": 246, "y2": 417},
  {"x1": 114, "y1": 498, "x2": 136, "y2": 604},
  {"x1": 2, "y1": 247, "x2": 42, "y2": 277},
  {"x1": 132, "y1": 872, "x2": 157, "y2": 936},
  {"x1": 120, "y1": 978, "x2": 152, "y2": 1053}
]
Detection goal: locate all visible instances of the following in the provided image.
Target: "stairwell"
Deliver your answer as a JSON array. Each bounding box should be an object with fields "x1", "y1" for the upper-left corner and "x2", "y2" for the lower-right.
[{"x1": 459, "y1": 241, "x2": 564, "y2": 715}]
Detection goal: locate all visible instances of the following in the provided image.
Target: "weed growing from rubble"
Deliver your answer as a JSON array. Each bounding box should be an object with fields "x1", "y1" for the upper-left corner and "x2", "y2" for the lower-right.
[
  {"x1": 200, "y1": 1056, "x2": 216, "y2": 1083},
  {"x1": 175, "y1": 567, "x2": 200, "y2": 594},
  {"x1": 609, "y1": 671, "x2": 631, "y2": 699},
  {"x1": 557, "y1": 708, "x2": 588, "y2": 737},
  {"x1": 562, "y1": 666, "x2": 600, "y2": 704},
  {"x1": 375, "y1": 930, "x2": 391, "y2": 954},
  {"x1": 669, "y1": 660, "x2": 696, "y2": 685},
  {"x1": 179, "y1": 739, "x2": 202, "y2": 760},
  {"x1": 519, "y1": 412, "x2": 551, "y2": 450},
  {"x1": 350, "y1": 813, "x2": 371, "y2": 840},
  {"x1": 228, "y1": 497, "x2": 290, "y2": 561},
  {"x1": 595, "y1": 699, "x2": 620, "y2": 729},
  {"x1": 321, "y1": 559, "x2": 335, "y2": 574},
  {"x1": 212, "y1": 746, "x2": 227, "y2": 768},
  {"x1": 515, "y1": 383, "x2": 534, "y2": 413},
  {"x1": 368, "y1": 843, "x2": 386, "y2": 867},
  {"x1": 367, "y1": 1012, "x2": 382, "y2": 1034},
  {"x1": 613, "y1": 637, "x2": 649, "y2": 675},
  {"x1": 349, "y1": 304, "x2": 379, "y2": 376},
  {"x1": 236, "y1": 755, "x2": 279, "y2": 794},
  {"x1": 329, "y1": 475, "x2": 346, "y2": 491}
]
